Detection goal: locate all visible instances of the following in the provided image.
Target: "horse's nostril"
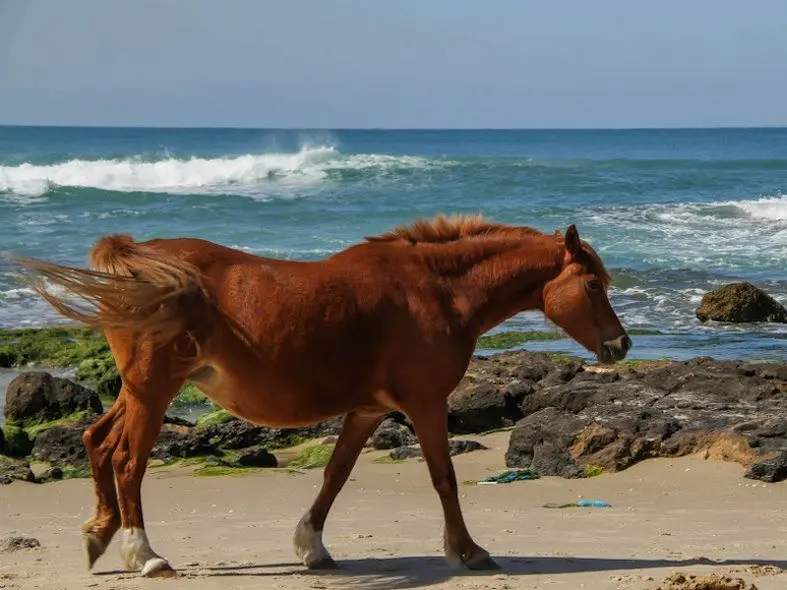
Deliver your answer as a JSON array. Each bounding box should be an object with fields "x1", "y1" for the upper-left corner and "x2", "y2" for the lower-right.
[{"x1": 622, "y1": 335, "x2": 632, "y2": 351}]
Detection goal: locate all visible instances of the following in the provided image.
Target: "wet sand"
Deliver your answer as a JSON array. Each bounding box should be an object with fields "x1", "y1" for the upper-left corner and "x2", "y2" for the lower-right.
[{"x1": 1, "y1": 432, "x2": 786, "y2": 590}]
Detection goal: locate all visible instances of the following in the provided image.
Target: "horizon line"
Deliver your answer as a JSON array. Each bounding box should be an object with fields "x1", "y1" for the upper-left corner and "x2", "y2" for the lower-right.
[{"x1": 1, "y1": 123, "x2": 786, "y2": 132}]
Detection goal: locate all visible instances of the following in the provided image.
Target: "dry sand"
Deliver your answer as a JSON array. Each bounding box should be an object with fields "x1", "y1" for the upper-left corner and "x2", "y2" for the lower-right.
[{"x1": 2, "y1": 432, "x2": 787, "y2": 590}]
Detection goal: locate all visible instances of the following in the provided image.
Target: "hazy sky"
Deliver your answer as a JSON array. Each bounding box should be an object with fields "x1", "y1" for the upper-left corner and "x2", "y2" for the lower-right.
[{"x1": 1, "y1": 1, "x2": 785, "y2": 128}]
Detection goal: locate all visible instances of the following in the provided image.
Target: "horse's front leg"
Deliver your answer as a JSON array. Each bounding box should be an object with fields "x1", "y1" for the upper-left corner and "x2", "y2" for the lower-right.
[
  {"x1": 405, "y1": 400, "x2": 499, "y2": 570},
  {"x1": 294, "y1": 410, "x2": 385, "y2": 568}
]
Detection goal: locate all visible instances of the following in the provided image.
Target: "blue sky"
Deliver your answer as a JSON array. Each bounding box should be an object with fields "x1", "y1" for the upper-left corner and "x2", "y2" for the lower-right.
[{"x1": 1, "y1": 0, "x2": 785, "y2": 128}]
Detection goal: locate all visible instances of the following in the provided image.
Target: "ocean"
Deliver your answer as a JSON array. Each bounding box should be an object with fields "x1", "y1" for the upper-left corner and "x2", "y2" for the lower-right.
[{"x1": 2, "y1": 126, "x2": 787, "y2": 363}]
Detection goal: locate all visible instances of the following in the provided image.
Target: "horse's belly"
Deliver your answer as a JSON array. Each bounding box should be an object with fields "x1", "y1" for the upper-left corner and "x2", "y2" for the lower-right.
[{"x1": 186, "y1": 365, "x2": 353, "y2": 428}]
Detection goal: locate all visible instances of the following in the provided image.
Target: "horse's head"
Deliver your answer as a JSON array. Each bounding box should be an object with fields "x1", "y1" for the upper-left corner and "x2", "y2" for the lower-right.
[{"x1": 542, "y1": 225, "x2": 630, "y2": 364}]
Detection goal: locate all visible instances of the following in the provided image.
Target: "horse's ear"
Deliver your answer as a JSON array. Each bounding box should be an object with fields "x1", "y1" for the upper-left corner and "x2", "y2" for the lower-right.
[{"x1": 565, "y1": 224, "x2": 581, "y2": 258}]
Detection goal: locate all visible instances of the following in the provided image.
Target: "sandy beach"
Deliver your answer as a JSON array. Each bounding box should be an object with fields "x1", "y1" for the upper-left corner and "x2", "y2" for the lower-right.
[{"x1": 2, "y1": 432, "x2": 787, "y2": 590}]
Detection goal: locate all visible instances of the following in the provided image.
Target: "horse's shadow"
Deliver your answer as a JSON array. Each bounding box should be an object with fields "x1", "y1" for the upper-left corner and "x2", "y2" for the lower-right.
[{"x1": 141, "y1": 555, "x2": 787, "y2": 589}]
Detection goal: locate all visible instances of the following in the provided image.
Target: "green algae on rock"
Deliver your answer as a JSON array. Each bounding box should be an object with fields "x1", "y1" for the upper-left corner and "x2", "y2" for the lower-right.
[
  {"x1": 476, "y1": 331, "x2": 563, "y2": 350},
  {"x1": 289, "y1": 444, "x2": 334, "y2": 469},
  {"x1": 0, "y1": 327, "x2": 108, "y2": 368},
  {"x1": 1, "y1": 425, "x2": 32, "y2": 457}
]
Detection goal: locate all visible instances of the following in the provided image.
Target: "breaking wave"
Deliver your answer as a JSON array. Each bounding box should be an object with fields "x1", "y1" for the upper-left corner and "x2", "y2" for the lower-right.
[{"x1": 0, "y1": 145, "x2": 443, "y2": 198}]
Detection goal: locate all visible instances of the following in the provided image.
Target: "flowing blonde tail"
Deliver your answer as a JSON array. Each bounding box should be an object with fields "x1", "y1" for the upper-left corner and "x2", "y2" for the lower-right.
[{"x1": 8, "y1": 235, "x2": 205, "y2": 346}]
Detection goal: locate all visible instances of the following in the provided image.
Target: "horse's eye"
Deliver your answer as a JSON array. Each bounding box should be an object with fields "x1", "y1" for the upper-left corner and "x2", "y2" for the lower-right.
[{"x1": 587, "y1": 279, "x2": 602, "y2": 292}]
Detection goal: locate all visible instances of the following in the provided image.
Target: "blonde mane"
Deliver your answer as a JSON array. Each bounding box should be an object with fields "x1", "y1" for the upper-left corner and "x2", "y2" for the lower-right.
[
  {"x1": 365, "y1": 213, "x2": 531, "y2": 244},
  {"x1": 366, "y1": 213, "x2": 611, "y2": 286}
]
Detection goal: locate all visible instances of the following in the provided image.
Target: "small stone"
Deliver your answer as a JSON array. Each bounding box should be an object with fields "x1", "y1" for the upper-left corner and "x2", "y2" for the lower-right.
[{"x1": 0, "y1": 536, "x2": 41, "y2": 552}]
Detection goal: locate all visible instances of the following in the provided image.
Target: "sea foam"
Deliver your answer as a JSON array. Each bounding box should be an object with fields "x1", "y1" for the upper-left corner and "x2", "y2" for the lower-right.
[{"x1": 0, "y1": 146, "x2": 438, "y2": 198}]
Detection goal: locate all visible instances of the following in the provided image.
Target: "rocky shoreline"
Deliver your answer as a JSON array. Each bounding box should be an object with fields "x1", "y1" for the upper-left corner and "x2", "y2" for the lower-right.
[{"x1": 4, "y1": 323, "x2": 787, "y2": 486}]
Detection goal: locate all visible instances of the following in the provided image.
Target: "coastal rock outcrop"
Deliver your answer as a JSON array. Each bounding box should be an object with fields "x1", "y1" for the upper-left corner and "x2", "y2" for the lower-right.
[
  {"x1": 447, "y1": 352, "x2": 582, "y2": 434},
  {"x1": 4, "y1": 371, "x2": 102, "y2": 427},
  {"x1": 505, "y1": 356, "x2": 787, "y2": 479},
  {"x1": 696, "y1": 282, "x2": 787, "y2": 323}
]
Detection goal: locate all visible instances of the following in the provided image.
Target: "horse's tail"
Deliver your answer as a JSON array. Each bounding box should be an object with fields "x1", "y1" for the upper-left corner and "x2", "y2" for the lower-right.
[{"x1": 9, "y1": 235, "x2": 205, "y2": 346}]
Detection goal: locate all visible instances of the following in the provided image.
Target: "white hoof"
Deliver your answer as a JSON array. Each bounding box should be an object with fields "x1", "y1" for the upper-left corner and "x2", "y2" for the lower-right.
[
  {"x1": 119, "y1": 527, "x2": 173, "y2": 575},
  {"x1": 141, "y1": 557, "x2": 177, "y2": 578},
  {"x1": 293, "y1": 513, "x2": 336, "y2": 569}
]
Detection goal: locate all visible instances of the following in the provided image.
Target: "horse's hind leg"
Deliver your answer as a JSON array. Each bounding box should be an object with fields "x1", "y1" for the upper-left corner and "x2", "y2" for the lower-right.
[
  {"x1": 294, "y1": 410, "x2": 385, "y2": 568},
  {"x1": 81, "y1": 392, "x2": 127, "y2": 569},
  {"x1": 405, "y1": 400, "x2": 498, "y2": 571},
  {"x1": 112, "y1": 373, "x2": 184, "y2": 578}
]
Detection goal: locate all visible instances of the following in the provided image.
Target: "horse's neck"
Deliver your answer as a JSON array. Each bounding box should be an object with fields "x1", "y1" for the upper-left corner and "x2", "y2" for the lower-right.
[{"x1": 425, "y1": 237, "x2": 564, "y2": 336}]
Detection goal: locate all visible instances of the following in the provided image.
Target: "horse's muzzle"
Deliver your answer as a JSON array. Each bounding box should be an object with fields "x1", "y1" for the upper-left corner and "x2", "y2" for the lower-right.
[{"x1": 598, "y1": 335, "x2": 632, "y2": 364}]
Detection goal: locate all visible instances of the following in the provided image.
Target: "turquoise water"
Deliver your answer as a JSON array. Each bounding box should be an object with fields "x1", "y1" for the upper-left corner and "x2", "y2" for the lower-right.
[{"x1": 2, "y1": 126, "x2": 787, "y2": 362}]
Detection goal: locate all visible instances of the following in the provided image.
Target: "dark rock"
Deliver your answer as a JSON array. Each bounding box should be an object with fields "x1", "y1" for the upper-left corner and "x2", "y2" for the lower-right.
[
  {"x1": 743, "y1": 362, "x2": 787, "y2": 381},
  {"x1": 505, "y1": 408, "x2": 591, "y2": 478},
  {"x1": 201, "y1": 415, "x2": 346, "y2": 451},
  {"x1": 150, "y1": 424, "x2": 217, "y2": 461},
  {"x1": 744, "y1": 452, "x2": 787, "y2": 483},
  {"x1": 4, "y1": 371, "x2": 102, "y2": 427},
  {"x1": 370, "y1": 419, "x2": 417, "y2": 450},
  {"x1": 151, "y1": 417, "x2": 342, "y2": 463},
  {"x1": 448, "y1": 381, "x2": 526, "y2": 434},
  {"x1": 38, "y1": 466, "x2": 64, "y2": 482},
  {"x1": 0, "y1": 536, "x2": 41, "y2": 552},
  {"x1": 31, "y1": 417, "x2": 96, "y2": 467},
  {"x1": 502, "y1": 351, "x2": 787, "y2": 479},
  {"x1": 448, "y1": 439, "x2": 488, "y2": 456},
  {"x1": 200, "y1": 419, "x2": 267, "y2": 450},
  {"x1": 447, "y1": 352, "x2": 582, "y2": 435},
  {"x1": 390, "y1": 446, "x2": 424, "y2": 461},
  {"x1": 235, "y1": 446, "x2": 278, "y2": 468},
  {"x1": 389, "y1": 439, "x2": 487, "y2": 461},
  {"x1": 295, "y1": 416, "x2": 346, "y2": 440},
  {"x1": 0, "y1": 457, "x2": 36, "y2": 484},
  {"x1": 696, "y1": 282, "x2": 787, "y2": 323}
]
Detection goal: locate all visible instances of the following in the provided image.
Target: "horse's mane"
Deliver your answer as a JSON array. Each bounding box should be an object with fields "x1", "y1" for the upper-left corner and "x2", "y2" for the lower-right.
[
  {"x1": 366, "y1": 213, "x2": 611, "y2": 287},
  {"x1": 365, "y1": 213, "x2": 534, "y2": 244}
]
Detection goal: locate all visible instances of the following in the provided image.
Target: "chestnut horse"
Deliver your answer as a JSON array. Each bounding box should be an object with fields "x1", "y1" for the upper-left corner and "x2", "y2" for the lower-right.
[{"x1": 11, "y1": 213, "x2": 630, "y2": 578}]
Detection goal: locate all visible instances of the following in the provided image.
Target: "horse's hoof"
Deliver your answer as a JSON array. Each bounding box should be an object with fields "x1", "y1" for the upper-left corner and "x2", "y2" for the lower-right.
[
  {"x1": 465, "y1": 553, "x2": 500, "y2": 571},
  {"x1": 305, "y1": 556, "x2": 339, "y2": 570},
  {"x1": 141, "y1": 557, "x2": 177, "y2": 578},
  {"x1": 83, "y1": 534, "x2": 106, "y2": 570}
]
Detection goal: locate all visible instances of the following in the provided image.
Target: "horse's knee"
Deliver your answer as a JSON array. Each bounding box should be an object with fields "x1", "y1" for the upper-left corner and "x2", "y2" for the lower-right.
[
  {"x1": 82, "y1": 423, "x2": 101, "y2": 453},
  {"x1": 84, "y1": 411, "x2": 124, "y2": 464}
]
